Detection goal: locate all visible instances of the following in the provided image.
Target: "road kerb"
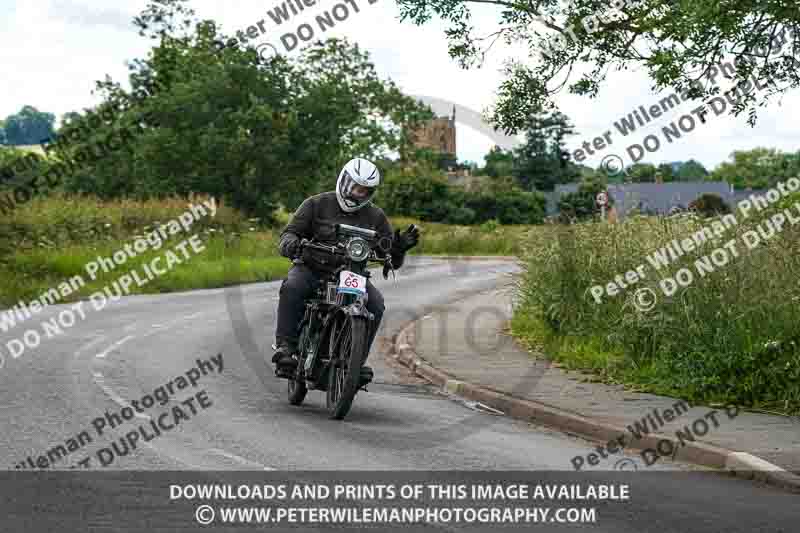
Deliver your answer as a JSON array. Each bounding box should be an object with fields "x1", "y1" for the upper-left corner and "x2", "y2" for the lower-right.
[
  {"x1": 414, "y1": 362, "x2": 450, "y2": 387},
  {"x1": 390, "y1": 313, "x2": 800, "y2": 494},
  {"x1": 725, "y1": 452, "x2": 800, "y2": 491}
]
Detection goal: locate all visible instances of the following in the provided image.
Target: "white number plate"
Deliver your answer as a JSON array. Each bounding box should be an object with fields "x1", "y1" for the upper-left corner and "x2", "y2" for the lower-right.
[{"x1": 338, "y1": 270, "x2": 367, "y2": 296}]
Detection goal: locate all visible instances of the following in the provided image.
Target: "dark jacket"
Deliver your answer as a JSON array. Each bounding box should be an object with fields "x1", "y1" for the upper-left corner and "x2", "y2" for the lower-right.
[{"x1": 278, "y1": 191, "x2": 406, "y2": 274}]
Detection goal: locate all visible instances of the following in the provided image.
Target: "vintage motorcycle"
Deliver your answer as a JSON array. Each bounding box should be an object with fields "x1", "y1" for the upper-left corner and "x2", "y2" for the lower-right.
[{"x1": 273, "y1": 223, "x2": 394, "y2": 420}]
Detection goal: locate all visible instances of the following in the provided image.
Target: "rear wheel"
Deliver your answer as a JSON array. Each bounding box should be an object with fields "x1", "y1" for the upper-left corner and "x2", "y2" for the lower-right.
[
  {"x1": 287, "y1": 325, "x2": 308, "y2": 405},
  {"x1": 326, "y1": 314, "x2": 367, "y2": 420},
  {"x1": 287, "y1": 372, "x2": 307, "y2": 405}
]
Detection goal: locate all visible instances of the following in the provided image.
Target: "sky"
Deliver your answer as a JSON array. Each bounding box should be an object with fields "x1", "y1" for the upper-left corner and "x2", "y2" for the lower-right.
[{"x1": 2, "y1": 0, "x2": 800, "y2": 172}]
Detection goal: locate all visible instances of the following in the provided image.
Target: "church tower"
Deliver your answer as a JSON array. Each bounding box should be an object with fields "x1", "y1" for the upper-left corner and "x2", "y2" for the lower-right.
[{"x1": 408, "y1": 107, "x2": 456, "y2": 158}]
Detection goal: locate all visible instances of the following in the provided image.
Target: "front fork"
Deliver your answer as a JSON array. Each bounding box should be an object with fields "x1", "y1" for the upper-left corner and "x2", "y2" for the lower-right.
[{"x1": 298, "y1": 274, "x2": 376, "y2": 380}]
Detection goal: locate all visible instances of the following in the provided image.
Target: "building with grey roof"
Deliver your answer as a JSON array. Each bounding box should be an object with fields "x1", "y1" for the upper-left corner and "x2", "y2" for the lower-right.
[{"x1": 544, "y1": 182, "x2": 768, "y2": 219}]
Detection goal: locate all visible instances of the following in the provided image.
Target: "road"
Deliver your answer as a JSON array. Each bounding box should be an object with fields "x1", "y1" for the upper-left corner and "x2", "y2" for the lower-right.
[{"x1": 0, "y1": 257, "x2": 796, "y2": 531}]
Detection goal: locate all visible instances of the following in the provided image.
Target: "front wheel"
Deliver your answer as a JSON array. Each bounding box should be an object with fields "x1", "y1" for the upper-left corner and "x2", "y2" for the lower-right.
[{"x1": 326, "y1": 314, "x2": 368, "y2": 420}]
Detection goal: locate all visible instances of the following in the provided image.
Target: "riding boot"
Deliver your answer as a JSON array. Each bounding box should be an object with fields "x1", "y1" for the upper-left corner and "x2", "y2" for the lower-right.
[
  {"x1": 271, "y1": 338, "x2": 299, "y2": 378},
  {"x1": 359, "y1": 322, "x2": 378, "y2": 386}
]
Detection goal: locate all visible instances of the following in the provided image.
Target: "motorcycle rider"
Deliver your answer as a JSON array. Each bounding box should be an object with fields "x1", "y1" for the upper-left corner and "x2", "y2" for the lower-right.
[{"x1": 271, "y1": 157, "x2": 420, "y2": 379}]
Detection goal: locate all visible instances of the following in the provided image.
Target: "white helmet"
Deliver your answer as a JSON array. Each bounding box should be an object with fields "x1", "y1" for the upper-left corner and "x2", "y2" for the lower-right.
[{"x1": 336, "y1": 157, "x2": 380, "y2": 212}]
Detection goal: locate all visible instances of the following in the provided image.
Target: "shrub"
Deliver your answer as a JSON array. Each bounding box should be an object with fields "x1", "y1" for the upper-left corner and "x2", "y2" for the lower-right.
[
  {"x1": 479, "y1": 219, "x2": 499, "y2": 233},
  {"x1": 557, "y1": 178, "x2": 611, "y2": 222},
  {"x1": 689, "y1": 193, "x2": 731, "y2": 217},
  {"x1": 379, "y1": 171, "x2": 545, "y2": 225}
]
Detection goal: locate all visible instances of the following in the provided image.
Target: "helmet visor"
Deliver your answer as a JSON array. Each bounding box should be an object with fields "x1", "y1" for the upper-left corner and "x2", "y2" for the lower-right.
[{"x1": 339, "y1": 171, "x2": 376, "y2": 208}]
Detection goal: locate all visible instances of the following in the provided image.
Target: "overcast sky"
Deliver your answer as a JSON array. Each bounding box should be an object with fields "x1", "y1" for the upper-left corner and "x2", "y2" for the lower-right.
[{"x1": 3, "y1": 0, "x2": 800, "y2": 172}]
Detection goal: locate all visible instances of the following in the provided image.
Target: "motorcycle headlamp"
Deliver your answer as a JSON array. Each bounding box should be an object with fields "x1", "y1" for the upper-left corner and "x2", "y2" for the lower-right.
[{"x1": 346, "y1": 237, "x2": 370, "y2": 262}]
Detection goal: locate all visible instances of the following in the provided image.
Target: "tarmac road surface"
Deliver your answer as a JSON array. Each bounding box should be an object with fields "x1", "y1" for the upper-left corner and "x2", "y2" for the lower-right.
[{"x1": 0, "y1": 257, "x2": 796, "y2": 532}]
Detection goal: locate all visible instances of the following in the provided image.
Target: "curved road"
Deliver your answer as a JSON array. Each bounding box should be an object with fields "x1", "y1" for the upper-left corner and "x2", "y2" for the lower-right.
[{"x1": 1, "y1": 257, "x2": 796, "y2": 531}]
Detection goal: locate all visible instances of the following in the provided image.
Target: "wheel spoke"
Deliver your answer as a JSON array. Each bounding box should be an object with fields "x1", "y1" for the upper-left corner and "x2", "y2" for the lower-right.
[
  {"x1": 336, "y1": 320, "x2": 351, "y2": 401},
  {"x1": 326, "y1": 315, "x2": 363, "y2": 419}
]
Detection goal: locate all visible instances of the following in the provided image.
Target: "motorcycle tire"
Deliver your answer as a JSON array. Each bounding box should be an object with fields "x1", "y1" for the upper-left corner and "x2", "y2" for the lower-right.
[
  {"x1": 288, "y1": 370, "x2": 308, "y2": 405},
  {"x1": 288, "y1": 326, "x2": 309, "y2": 406},
  {"x1": 326, "y1": 314, "x2": 367, "y2": 420}
]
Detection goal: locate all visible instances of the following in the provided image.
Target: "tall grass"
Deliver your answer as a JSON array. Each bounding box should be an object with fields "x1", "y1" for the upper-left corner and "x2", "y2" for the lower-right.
[
  {"x1": 0, "y1": 193, "x2": 249, "y2": 252},
  {"x1": 0, "y1": 232, "x2": 289, "y2": 305},
  {"x1": 391, "y1": 217, "x2": 529, "y2": 256},
  {"x1": 512, "y1": 194, "x2": 800, "y2": 415},
  {"x1": 0, "y1": 197, "x2": 530, "y2": 307},
  {"x1": 0, "y1": 194, "x2": 287, "y2": 305}
]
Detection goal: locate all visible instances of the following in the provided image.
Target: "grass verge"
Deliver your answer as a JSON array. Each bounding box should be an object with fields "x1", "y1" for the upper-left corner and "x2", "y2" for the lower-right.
[
  {"x1": 1, "y1": 196, "x2": 528, "y2": 307},
  {"x1": 511, "y1": 194, "x2": 800, "y2": 415}
]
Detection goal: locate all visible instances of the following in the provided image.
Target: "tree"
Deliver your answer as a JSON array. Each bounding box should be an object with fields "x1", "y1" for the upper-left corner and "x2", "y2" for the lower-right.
[
  {"x1": 56, "y1": 0, "x2": 431, "y2": 220},
  {"x1": 402, "y1": 147, "x2": 451, "y2": 174},
  {"x1": 480, "y1": 145, "x2": 515, "y2": 177},
  {"x1": 657, "y1": 163, "x2": 676, "y2": 182},
  {"x1": 0, "y1": 146, "x2": 50, "y2": 190},
  {"x1": 557, "y1": 176, "x2": 611, "y2": 221},
  {"x1": 513, "y1": 110, "x2": 579, "y2": 191},
  {"x1": 578, "y1": 164, "x2": 599, "y2": 180},
  {"x1": 380, "y1": 164, "x2": 545, "y2": 224},
  {"x1": 675, "y1": 159, "x2": 710, "y2": 181},
  {"x1": 61, "y1": 112, "x2": 84, "y2": 127},
  {"x1": 2, "y1": 106, "x2": 56, "y2": 145},
  {"x1": 595, "y1": 162, "x2": 624, "y2": 183},
  {"x1": 626, "y1": 163, "x2": 657, "y2": 183},
  {"x1": 483, "y1": 174, "x2": 521, "y2": 194},
  {"x1": 711, "y1": 148, "x2": 800, "y2": 189},
  {"x1": 395, "y1": 1, "x2": 800, "y2": 134},
  {"x1": 551, "y1": 111, "x2": 580, "y2": 183}
]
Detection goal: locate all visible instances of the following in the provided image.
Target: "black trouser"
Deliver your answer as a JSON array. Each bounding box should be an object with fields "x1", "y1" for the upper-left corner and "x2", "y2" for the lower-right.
[{"x1": 275, "y1": 264, "x2": 385, "y2": 360}]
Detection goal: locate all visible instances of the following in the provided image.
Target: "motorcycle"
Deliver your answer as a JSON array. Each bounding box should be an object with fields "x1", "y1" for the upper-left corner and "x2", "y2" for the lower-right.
[{"x1": 272, "y1": 223, "x2": 395, "y2": 420}]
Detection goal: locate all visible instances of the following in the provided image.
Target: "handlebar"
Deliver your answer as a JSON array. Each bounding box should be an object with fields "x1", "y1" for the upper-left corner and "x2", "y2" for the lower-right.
[{"x1": 298, "y1": 239, "x2": 388, "y2": 264}]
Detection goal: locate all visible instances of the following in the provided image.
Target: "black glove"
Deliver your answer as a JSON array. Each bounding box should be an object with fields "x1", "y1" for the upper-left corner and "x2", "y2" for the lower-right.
[
  {"x1": 284, "y1": 238, "x2": 308, "y2": 259},
  {"x1": 395, "y1": 224, "x2": 420, "y2": 252},
  {"x1": 284, "y1": 239, "x2": 300, "y2": 258}
]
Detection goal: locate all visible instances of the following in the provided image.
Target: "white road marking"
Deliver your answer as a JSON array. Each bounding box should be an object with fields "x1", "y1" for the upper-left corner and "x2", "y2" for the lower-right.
[
  {"x1": 95, "y1": 335, "x2": 134, "y2": 358},
  {"x1": 142, "y1": 312, "x2": 204, "y2": 338},
  {"x1": 208, "y1": 448, "x2": 274, "y2": 470},
  {"x1": 91, "y1": 372, "x2": 151, "y2": 420},
  {"x1": 74, "y1": 335, "x2": 107, "y2": 358}
]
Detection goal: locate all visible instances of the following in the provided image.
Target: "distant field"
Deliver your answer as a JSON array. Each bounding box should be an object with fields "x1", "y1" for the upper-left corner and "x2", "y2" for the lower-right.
[
  {"x1": 0, "y1": 195, "x2": 527, "y2": 307},
  {"x1": 0, "y1": 194, "x2": 287, "y2": 306}
]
